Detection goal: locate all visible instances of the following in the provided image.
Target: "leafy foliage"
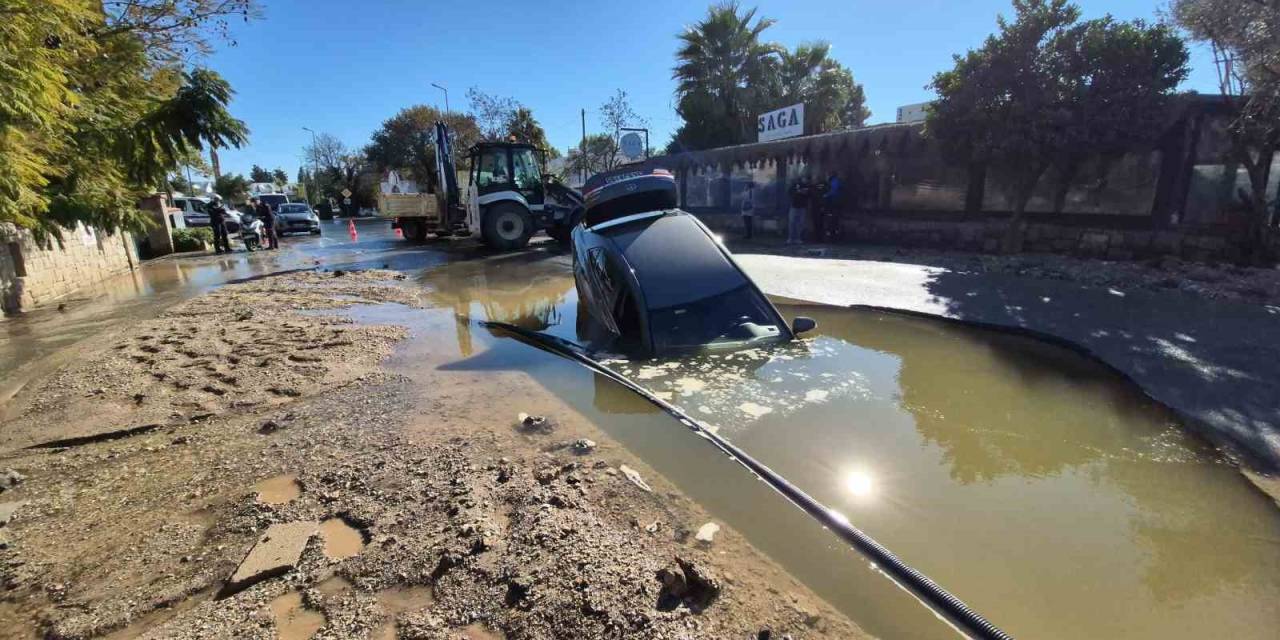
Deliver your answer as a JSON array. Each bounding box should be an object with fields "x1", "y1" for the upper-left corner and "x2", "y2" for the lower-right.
[
  {"x1": 1174, "y1": 0, "x2": 1280, "y2": 260},
  {"x1": 506, "y1": 108, "x2": 559, "y2": 158},
  {"x1": 927, "y1": 0, "x2": 1187, "y2": 250},
  {"x1": 250, "y1": 165, "x2": 273, "y2": 183},
  {"x1": 669, "y1": 3, "x2": 869, "y2": 151},
  {"x1": 0, "y1": 0, "x2": 254, "y2": 244},
  {"x1": 467, "y1": 88, "x2": 520, "y2": 141},
  {"x1": 214, "y1": 173, "x2": 250, "y2": 202},
  {"x1": 172, "y1": 226, "x2": 213, "y2": 252},
  {"x1": 363, "y1": 105, "x2": 481, "y2": 192},
  {"x1": 565, "y1": 134, "x2": 623, "y2": 180},
  {"x1": 272, "y1": 168, "x2": 288, "y2": 185}
]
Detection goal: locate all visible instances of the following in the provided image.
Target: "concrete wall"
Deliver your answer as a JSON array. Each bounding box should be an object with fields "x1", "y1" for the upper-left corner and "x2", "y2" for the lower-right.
[
  {"x1": 1, "y1": 222, "x2": 137, "y2": 313},
  {"x1": 697, "y1": 211, "x2": 1273, "y2": 263}
]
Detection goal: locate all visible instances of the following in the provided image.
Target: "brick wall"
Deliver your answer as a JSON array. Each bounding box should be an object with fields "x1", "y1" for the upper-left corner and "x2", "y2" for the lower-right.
[{"x1": 1, "y1": 223, "x2": 137, "y2": 313}]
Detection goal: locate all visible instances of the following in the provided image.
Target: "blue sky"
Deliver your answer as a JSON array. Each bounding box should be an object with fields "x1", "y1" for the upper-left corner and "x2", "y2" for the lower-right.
[{"x1": 204, "y1": 0, "x2": 1219, "y2": 179}]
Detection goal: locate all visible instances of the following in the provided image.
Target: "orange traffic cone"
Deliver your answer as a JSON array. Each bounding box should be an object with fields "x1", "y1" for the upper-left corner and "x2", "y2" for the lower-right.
[{"x1": 347, "y1": 219, "x2": 358, "y2": 241}]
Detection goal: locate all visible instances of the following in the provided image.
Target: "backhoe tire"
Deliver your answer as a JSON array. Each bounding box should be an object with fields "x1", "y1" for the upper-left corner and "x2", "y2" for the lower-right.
[{"x1": 481, "y1": 203, "x2": 534, "y2": 251}]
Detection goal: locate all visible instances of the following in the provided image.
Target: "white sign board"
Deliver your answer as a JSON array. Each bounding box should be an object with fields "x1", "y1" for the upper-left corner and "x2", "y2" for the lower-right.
[
  {"x1": 341, "y1": 188, "x2": 352, "y2": 198},
  {"x1": 757, "y1": 103, "x2": 804, "y2": 142},
  {"x1": 619, "y1": 132, "x2": 644, "y2": 159}
]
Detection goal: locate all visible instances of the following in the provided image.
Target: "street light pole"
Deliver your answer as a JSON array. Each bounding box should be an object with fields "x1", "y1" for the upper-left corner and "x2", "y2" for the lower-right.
[
  {"x1": 302, "y1": 127, "x2": 319, "y2": 207},
  {"x1": 431, "y1": 83, "x2": 449, "y2": 116}
]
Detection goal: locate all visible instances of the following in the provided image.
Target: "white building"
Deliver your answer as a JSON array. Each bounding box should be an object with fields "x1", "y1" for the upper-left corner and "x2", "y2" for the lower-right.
[{"x1": 896, "y1": 102, "x2": 932, "y2": 124}]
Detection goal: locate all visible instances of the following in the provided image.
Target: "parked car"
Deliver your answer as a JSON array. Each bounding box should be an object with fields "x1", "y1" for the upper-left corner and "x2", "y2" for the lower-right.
[
  {"x1": 571, "y1": 168, "x2": 814, "y2": 357},
  {"x1": 172, "y1": 197, "x2": 212, "y2": 226},
  {"x1": 274, "y1": 203, "x2": 322, "y2": 235},
  {"x1": 257, "y1": 193, "x2": 290, "y2": 212}
]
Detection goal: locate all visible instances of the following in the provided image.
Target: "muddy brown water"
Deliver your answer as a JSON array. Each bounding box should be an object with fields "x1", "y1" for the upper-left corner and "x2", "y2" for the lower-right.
[
  {"x1": 268, "y1": 590, "x2": 326, "y2": 640},
  {"x1": 354, "y1": 251, "x2": 1280, "y2": 640}
]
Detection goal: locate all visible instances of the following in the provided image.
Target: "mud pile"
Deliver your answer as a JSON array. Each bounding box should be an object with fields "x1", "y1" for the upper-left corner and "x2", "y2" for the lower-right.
[{"x1": 0, "y1": 269, "x2": 869, "y2": 639}]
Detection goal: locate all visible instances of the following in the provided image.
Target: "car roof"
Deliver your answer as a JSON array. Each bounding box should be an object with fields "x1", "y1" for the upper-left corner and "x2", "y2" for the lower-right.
[{"x1": 602, "y1": 213, "x2": 748, "y2": 310}]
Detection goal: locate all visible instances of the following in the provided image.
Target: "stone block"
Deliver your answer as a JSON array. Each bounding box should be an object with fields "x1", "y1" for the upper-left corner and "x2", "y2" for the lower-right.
[
  {"x1": 222, "y1": 521, "x2": 318, "y2": 597},
  {"x1": 1080, "y1": 232, "x2": 1110, "y2": 253}
]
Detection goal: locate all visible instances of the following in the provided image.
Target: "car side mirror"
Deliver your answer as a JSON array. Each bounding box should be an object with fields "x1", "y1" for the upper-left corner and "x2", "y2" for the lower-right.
[{"x1": 791, "y1": 316, "x2": 817, "y2": 335}]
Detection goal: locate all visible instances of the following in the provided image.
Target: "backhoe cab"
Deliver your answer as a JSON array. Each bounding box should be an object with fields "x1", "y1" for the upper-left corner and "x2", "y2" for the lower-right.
[{"x1": 435, "y1": 122, "x2": 583, "y2": 250}]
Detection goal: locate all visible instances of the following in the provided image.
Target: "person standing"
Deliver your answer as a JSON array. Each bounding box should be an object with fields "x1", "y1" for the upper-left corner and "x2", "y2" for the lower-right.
[
  {"x1": 208, "y1": 195, "x2": 232, "y2": 254},
  {"x1": 740, "y1": 183, "x2": 755, "y2": 240},
  {"x1": 824, "y1": 171, "x2": 842, "y2": 241},
  {"x1": 254, "y1": 198, "x2": 278, "y2": 249},
  {"x1": 808, "y1": 177, "x2": 828, "y2": 242},
  {"x1": 787, "y1": 177, "x2": 809, "y2": 245}
]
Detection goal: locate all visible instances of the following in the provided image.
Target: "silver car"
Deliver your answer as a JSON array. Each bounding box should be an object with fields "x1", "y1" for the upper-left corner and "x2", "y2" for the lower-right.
[{"x1": 274, "y1": 203, "x2": 321, "y2": 235}]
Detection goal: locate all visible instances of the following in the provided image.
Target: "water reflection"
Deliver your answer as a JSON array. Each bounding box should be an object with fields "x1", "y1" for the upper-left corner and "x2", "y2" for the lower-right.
[{"x1": 409, "y1": 254, "x2": 1280, "y2": 640}]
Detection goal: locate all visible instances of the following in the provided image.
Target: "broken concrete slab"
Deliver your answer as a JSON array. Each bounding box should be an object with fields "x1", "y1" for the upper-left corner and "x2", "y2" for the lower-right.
[
  {"x1": 220, "y1": 521, "x2": 318, "y2": 597},
  {"x1": 619, "y1": 465, "x2": 652, "y2": 492},
  {"x1": 0, "y1": 501, "x2": 25, "y2": 527}
]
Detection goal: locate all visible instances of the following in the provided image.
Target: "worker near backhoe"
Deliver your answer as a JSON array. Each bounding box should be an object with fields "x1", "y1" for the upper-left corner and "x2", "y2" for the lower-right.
[
  {"x1": 253, "y1": 197, "x2": 279, "y2": 250},
  {"x1": 208, "y1": 195, "x2": 232, "y2": 254}
]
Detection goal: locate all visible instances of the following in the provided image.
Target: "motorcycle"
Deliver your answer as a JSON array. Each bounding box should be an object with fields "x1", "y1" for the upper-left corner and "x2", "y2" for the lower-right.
[{"x1": 240, "y1": 214, "x2": 265, "y2": 252}]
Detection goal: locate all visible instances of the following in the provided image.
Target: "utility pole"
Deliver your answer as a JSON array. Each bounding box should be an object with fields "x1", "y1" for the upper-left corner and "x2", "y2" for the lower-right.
[
  {"x1": 302, "y1": 127, "x2": 319, "y2": 206},
  {"x1": 580, "y1": 108, "x2": 587, "y2": 184},
  {"x1": 431, "y1": 83, "x2": 449, "y2": 116}
]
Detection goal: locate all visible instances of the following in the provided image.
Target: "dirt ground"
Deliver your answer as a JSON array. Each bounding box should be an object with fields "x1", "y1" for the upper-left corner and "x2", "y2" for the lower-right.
[{"x1": 0, "y1": 269, "x2": 872, "y2": 639}]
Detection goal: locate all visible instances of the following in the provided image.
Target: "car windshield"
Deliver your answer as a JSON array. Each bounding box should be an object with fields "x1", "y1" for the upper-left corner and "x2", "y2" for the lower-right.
[
  {"x1": 647, "y1": 284, "x2": 781, "y2": 351},
  {"x1": 279, "y1": 204, "x2": 309, "y2": 213}
]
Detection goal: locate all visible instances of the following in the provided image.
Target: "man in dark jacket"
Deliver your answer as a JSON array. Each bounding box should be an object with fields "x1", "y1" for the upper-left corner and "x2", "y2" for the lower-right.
[
  {"x1": 253, "y1": 198, "x2": 278, "y2": 249},
  {"x1": 208, "y1": 195, "x2": 232, "y2": 254},
  {"x1": 787, "y1": 178, "x2": 809, "y2": 245}
]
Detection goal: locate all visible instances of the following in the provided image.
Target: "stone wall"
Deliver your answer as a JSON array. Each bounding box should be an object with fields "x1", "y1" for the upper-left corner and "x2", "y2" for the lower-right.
[
  {"x1": 1, "y1": 223, "x2": 137, "y2": 313},
  {"x1": 696, "y1": 211, "x2": 1270, "y2": 263}
]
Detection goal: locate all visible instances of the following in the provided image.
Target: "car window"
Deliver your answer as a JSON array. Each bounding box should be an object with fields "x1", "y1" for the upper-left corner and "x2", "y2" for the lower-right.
[
  {"x1": 280, "y1": 204, "x2": 307, "y2": 213},
  {"x1": 648, "y1": 284, "x2": 780, "y2": 351},
  {"x1": 188, "y1": 200, "x2": 207, "y2": 213}
]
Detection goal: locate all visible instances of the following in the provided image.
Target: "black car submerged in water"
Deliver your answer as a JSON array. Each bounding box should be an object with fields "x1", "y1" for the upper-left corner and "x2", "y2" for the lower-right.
[{"x1": 571, "y1": 167, "x2": 815, "y2": 358}]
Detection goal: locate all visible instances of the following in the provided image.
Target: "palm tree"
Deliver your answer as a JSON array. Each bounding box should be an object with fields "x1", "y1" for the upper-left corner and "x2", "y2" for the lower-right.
[
  {"x1": 673, "y1": 2, "x2": 783, "y2": 147},
  {"x1": 778, "y1": 42, "x2": 870, "y2": 132}
]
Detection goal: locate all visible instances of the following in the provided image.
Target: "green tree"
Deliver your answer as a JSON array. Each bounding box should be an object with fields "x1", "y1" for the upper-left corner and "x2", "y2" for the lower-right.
[
  {"x1": 506, "y1": 107, "x2": 559, "y2": 158},
  {"x1": 776, "y1": 42, "x2": 870, "y2": 132},
  {"x1": 272, "y1": 168, "x2": 289, "y2": 185},
  {"x1": 1173, "y1": 0, "x2": 1280, "y2": 262},
  {"x1": 0, "y1": 0, "x2": 254, "y2": 243},
  {"x1": 214, "y1": 174, "x2": 250, "y2": 202},
  {"x1": 565, "y1": 134, "x2": 622, "y2": 179},
  {"x1": 927, "y1": 0, "x2": 1187, "y2": 251},
  {"x1": 670, "y1": 2, "x2": 782, "y2": 151},
  {"x1": 364, "y1": 105, "x2": 482, "y2": 192},
  {"x1": 467, "y1": 88, "x2": 520, "y2": 141},
  {"x1": 250, "y1": 165, "x2": 273, "y2": 183}
]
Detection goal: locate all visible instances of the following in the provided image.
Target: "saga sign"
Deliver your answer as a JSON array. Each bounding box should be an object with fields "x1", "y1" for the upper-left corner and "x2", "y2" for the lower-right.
[{"x1": 758, "y1": 103, "x2": 804, "y2": 142}]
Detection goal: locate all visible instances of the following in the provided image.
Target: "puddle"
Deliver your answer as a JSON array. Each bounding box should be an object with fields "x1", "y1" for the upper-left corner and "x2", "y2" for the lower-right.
[
  {"x1": 315, "y1": 575, "x2": 353, "y2": 597},
  {"x1": 255, "y1": 474, "x2": 302, "y2": 505},
  {"x1": 268, "y1": 591, "x2": 325, "y2": 640},
  {"x1": 319, "y1": 517, "x2": 365, "y2": 560},
  {"x1": 368, "y1": 254, "x2": 1280, "y2": 640},
  {"x1": 459, "y1": 623, "x2": 505, "y2": 640},
  {"x1": 374, "y1": 585, "x2": 435, "y2": 640}
]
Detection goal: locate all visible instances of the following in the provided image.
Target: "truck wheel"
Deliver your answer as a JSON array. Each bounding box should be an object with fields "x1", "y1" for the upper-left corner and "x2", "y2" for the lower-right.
[{"x1": 481, "y1": 203, "x2": 533, "y2": 250}]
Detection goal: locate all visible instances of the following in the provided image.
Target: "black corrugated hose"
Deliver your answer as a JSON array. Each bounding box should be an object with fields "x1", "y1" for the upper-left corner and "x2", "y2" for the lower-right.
[{"x1": 482, "y1": 321, "x2": 1014, "y2": 640}]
